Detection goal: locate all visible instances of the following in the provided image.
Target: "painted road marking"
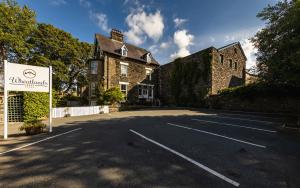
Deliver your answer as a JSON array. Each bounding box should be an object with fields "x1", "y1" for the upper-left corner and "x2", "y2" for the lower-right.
[
  {"x1": 0, "y1": 128, "x2": 82, "y2": 155},
  {"x1": 212, "y1": 115, "x2": 276, "y2": 124},
  {"x1": 192, "y1": 119, "x2": 277, "y2": 133},
  {"x1": 219, "y1": 112, "x2": 282, "y2": 120},
  {"x1": 167, "y1": 123, "x2": 266, "y2": 148},
  {"x1": 130, "y1": 129, "x2": 240, "y2": 187}
]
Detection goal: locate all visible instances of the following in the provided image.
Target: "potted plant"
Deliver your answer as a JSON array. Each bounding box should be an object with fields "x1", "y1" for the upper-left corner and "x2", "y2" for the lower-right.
[{"x1": 20, "y1": 120, "x2": 46, "y2": 135}]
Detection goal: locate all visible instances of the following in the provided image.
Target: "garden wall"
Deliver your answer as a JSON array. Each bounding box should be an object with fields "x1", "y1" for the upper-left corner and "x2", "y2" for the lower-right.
[{"x1": 208, "y1": 95, "x2": 300, "y2": 114}]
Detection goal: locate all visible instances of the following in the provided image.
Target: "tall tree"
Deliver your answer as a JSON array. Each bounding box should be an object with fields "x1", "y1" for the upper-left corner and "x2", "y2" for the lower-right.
[
  {"x1": 28, "y1": 23, "x2": 93, "y2": 92},
  {"x1": 0, "y1": 0, "x2": 36, "y2": 63},
  {"x1": 251, "y1": 0, "x2": 300, "y2": 87}
]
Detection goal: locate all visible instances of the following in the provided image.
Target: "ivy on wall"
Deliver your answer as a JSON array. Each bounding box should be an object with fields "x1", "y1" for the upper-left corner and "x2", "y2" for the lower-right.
[{"x1": 170, "y1": 50, "x2": 212, "y2": 106}]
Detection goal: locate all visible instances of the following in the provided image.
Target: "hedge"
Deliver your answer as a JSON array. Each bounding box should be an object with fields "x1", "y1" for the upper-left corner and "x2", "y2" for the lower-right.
[{"x1": 23, "y1": 91, "x2": 58, "y2": 122}]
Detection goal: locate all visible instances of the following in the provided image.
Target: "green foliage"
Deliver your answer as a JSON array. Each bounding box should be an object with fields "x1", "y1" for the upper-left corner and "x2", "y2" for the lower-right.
[
  {"x1": 23, "y1": 91, "x2": 58, "y2": 122},
  {"x1": 102, "y1": 87, "x2": 124, "y2": 105},
  {"x1": 251, "y1": 0, "x2": 300, "y2": 87},
  {"x1": 28, "y1": 23, "x2": 93, "y2": 92},
  {"x1": 0, "y1": 1, "x2": 93, "y2": 95},
  {"x1": 170, "y1": 50, "x2": 212, "y2": 106},
  {"x1": 0, "y1": 0, "x2": 36, "y2": 62},
  {"x1": 218, "y1": 83, "x2": 300, "y2": 99},
  {"x1": 20, "y1": 120, "x2": 46, "y2": 135}
]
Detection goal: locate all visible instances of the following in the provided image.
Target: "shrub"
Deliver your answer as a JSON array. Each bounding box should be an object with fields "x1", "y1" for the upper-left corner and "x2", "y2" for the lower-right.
[
  {"x1": 217, "y1": 83, "x2": 300, "y2": 99},
  {"x1": 23, "y1": 90, "x2": 58, "y2": 122},
  {"x1": 102, "y1": 87, "x2": 124, "y2": 105},
  {"x1": 20, "y1": 120, "x2": 46, "y2": 135}
]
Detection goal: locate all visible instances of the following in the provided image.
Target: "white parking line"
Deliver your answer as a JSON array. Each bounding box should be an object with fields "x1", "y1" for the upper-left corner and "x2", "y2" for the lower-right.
[
  {"x1": 212, "y1": 115, "x2": 276, "y2": 124},
  {"x1": 218, "y1": 113, "x2": 282, "y2": 121},
  {"x1": 130, "y1": 129, "x2": 240, "y2": 187},
  {"x1": 192, "y1": 119, "x2": 277, "y2": 133},
  {"x1": 167, "y1": 123, "x2": 266, "y2": 148},
  {"x1": 0, "y1": 128, "x2": 82, "y2": 155}
]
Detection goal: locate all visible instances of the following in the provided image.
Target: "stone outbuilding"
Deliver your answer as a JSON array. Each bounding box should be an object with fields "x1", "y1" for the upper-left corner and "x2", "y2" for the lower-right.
[{"x1": 159, "y1": 42, "x2": 247, "y2": 105}]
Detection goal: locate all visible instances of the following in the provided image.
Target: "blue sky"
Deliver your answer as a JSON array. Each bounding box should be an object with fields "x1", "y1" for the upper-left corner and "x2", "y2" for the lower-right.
[{"x1": 16, "y1": 0, "x2": 278, "y2": 68}]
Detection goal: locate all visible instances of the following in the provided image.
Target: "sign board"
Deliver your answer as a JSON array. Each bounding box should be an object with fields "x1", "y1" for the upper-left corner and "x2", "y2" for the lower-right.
[
  {"x1": 3, "y1": 61, "x2": 52, "y2": 139},
  {"x1": 5, "y1": 63, "x2": 50, "y2": 92}
]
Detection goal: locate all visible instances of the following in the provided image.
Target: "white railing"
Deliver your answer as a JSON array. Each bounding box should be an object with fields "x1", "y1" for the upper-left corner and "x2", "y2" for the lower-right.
[{"x1": 52, "y1": 105, "x2": 109, "y2": 118}]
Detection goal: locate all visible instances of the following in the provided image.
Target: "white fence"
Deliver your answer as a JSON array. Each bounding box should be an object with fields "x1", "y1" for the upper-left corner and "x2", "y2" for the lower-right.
[{"x1": 52, "y1": 106, "x2": 109, "y2": 118}]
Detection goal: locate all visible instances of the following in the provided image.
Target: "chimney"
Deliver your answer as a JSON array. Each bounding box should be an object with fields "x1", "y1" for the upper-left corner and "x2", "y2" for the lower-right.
[{"x1": 111, "y1": 29, "x2": 123, "y2": 42}]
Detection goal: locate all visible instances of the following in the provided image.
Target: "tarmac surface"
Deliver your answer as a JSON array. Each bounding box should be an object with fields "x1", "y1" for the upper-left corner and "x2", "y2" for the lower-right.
[{"x1": 0, "y1": 108, "x2": 300, "y2": 188}]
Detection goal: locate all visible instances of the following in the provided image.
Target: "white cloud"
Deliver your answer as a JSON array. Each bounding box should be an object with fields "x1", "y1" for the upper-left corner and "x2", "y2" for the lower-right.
[
  {"x1": 160, "y1": 41, "x2": 170, "y2": 49},
  {"x1": 90, "y1": 11, "x2": 110, "y2": 33},
  {"x1": 240, "y1": 39, "x2": 258, "y2": 69},
  {"x1": 124, "y1": 8, "x2": 164, "y2": 45},
  {"x1": 50, "y1": 0, "x2": 66, "y2": 6},
  {"x1": 149, "y1": 45, "x2": 159, "y2": 54},
  {"x1": 209, "y1": 36, "x2": 216, "y2": 43},
  {"x1": 170, "y1": 29, "x2": 194, "y2": 59},
  {"x1": 174, "y1": 18, "x2": 187, "y2": 28},
  {"x1": 79, "y1": 0, "x2": 91, "y2": 8}
]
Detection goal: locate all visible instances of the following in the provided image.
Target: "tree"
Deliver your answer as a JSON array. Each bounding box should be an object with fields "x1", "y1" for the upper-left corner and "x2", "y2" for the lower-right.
[
  {"x1": 251, "y1": 0, "x2": 300, "y2": 87},
  {"x1": 0, "y1": 0, "x2": 36, "y2": 63},
  {"x1": 27, "y1": 23, "x2": 93, "y2": 92}
]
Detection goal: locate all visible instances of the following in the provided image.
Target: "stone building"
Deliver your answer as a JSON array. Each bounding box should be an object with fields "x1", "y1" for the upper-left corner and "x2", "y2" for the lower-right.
[
  {"x1": 159, "y1": 42, "x2": 247, "y2": 105},
  {"x1": 88, "y1": 29, "x2": 160, "y2": 105}
]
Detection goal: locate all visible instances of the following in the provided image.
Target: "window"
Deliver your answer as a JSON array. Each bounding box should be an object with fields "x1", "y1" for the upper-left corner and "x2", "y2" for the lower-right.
[
  {"x1": 120, "y1": 63, "x2": 128, "y2": 77},
  {"x1": 219, "y1": 54, "x2": 224, "y2": 64},
  {"x1": 234, "y1": 48, "x2": 237, "y2": 54},
  {"x1": 145, "y1": 68, "x2": 152, "y2": 80},
  {"x1": 121, "y1": 45, "x2": 128, "y2": 57},
  {"x1": 229, "y1": 59, "x2": 233, "y2": 68},
  {"x1": 120, "y1": 84, "x2": 128, "y2": 98},
  {"x1": 146, "y1": 53, "x2": 151, "y2": 63},
  {"x1": 138, "y1": 84, "x2": 153, "y2": 99},
  {"x1": 90, "y1": 82, "x2": 96, "y2": 96},
  {"x1": 90, "y1": 61, "x2": 98, "y2": 74},
  {"x1": 234, "y1": 62, "x2": 238, "y2": 70}
]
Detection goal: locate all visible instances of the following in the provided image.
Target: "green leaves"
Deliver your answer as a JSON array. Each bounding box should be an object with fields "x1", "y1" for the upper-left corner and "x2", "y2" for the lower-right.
[
  {"x1": 0, "y1": 1, "x2": 93, "y2": 94},
  {"x1": 102, "y1": 87, "x2": 125, "y2": 105},
  {"x1": 0, "y1": 0, "x2": 36, "y2": 62},
  {"x1": 252, "y1": 0, "x2": 300, "y2": 87}
]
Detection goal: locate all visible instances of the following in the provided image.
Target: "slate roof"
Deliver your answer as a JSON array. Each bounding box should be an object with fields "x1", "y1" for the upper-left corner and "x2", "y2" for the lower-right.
[
  {"x1": 95, "y1": 33, "x2": 160, "y2": 66},
  {"x1": 218, "y1": 42, "x2": 247, "y2": 60}
]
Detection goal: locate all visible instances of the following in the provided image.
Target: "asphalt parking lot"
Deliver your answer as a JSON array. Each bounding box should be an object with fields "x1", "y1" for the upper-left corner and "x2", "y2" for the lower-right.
[{"x1": 1, "y1": 109, "x2": 300, "y2": 188}]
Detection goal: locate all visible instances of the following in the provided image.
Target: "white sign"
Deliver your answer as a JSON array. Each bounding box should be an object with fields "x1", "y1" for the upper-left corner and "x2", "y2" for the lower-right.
[
  {"x1": 3, "y1": 61, "x2": 53, "y2": 139},
  {"x1": 5, "y1": 63, "x2": 50, "y2": 92}
]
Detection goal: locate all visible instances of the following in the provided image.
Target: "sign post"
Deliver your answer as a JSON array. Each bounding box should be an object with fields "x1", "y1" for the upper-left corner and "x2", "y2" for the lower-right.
[
  {"x1": 49, "y1": 66, "x2": 52, "y2": 132},
  {"x1": 3, "y1": 60, "x2": 8, "y2": 139},
  {"x1": 3, "y1": 61, "x2": 52, "y2": 139}
]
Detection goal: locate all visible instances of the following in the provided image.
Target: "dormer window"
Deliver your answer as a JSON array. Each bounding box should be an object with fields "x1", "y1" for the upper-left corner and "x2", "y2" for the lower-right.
[
  {"x1": 146, "y1": 53, "x2": 152, "y2": 63},
  {"x1": 121, "y1": 45, "x2": 128, "y2": 57}
]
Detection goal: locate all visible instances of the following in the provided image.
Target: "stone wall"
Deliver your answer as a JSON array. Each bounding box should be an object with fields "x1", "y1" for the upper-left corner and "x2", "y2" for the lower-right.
[
  {"x1": 159, "y1": 48, "x2": 212, "y2": 105},
  {"x1": 211, "y1": 44, "x2": 246, "y2": 94},
  {"x1": 92, "y1": 53, "x2": 159, "y2": 104}
]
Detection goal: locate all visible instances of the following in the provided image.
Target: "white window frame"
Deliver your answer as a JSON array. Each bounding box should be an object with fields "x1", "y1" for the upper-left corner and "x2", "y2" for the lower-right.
[
  {"x1": 90, "y1": 82, "x2": 96, "y2": 97},
  {"x1": 138, "y1": 84, "x2": 154, "y2": 99},
  {"x1": 146, "y1": 53, "x2": 151, "y2": 63},
  {"x1": 120, "y1": 62, "x2": 128, "y2": 77},
  {"x1": 145, "y1": 67, "x2": 153, "y2": 81},
  {"x1": 90, "y1": 61, "x2": 98, "y2": 74},
  {"x1": 119, "y1": 81, "x2": 129, "y2": 99},
  {"x1": 121, "y1": 45, "x2": 128, "y2": 57}
]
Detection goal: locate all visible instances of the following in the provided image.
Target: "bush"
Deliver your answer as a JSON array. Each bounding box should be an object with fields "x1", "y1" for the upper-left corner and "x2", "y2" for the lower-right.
[
  {"x1": 102, "y1": 87, "x2": 124, "y2": 105},
  {"x1": 217, "y1": 83, "x2": 300, "y2": 99},
  {"x1": 23, "y1": 90, "x2": 58, "y2": 122},
  {"x1": 20, "y1": 120, "x2": 46, "y2": 135}
]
